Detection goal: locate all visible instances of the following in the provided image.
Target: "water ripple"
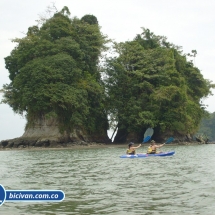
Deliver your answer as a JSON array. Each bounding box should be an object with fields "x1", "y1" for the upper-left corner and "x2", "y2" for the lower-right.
[{"x1": 0, "y1": 145, "x2": 215, "y2": 214}]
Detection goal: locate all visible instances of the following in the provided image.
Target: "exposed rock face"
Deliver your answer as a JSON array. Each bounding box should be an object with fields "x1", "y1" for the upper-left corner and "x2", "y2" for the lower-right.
[
  {"x1": 23, "y1": 117, "x2": 66, "y2": 141},
  {"x1": 0, "y1": 116, "x2": 111, "y2": 148}
]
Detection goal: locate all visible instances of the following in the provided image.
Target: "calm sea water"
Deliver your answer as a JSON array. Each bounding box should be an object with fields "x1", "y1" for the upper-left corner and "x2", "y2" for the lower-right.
[{"x1": 0, "y1": 144, "x2": 215, "y2": 215}]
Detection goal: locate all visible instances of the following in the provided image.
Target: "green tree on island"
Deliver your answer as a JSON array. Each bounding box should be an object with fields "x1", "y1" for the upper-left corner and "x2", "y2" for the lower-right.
[
  {"x1": 2, "y1": 6, "x2": 110, "y2": 142},
  {"x1": 103, "y1": 28, "x2": 214, "y2": 142}
]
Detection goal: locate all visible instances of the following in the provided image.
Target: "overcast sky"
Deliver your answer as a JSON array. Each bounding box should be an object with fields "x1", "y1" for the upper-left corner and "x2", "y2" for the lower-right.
[{"x1": 1, "y1": 0, "x2": 215, "y2": 140}]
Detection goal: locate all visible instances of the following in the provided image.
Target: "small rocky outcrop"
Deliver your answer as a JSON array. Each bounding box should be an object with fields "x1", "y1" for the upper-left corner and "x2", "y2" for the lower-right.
[{"x1": 0, "y1": 116, "x2": 111, "y2": 149}]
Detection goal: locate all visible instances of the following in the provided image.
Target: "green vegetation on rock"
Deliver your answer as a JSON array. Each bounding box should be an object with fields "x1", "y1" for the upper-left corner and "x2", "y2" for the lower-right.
[
  {"x1": 103, "y1": 28, "x2": 214, "y2": 142},
  {"x1": 2, "y1": 7, "x2": 109, "y2": 136}
]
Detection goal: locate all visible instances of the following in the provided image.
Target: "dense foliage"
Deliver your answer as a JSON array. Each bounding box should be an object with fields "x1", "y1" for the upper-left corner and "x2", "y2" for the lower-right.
[
  {"x1": 197, "y1": 112, "x2": 215, "y2": 141},
  {"x1": 3, "y1": 7, "x2": 109, "y2": 134},
  {"x1": 2, "y1": 6, "x2": 214, "y2": 142},
  {"x1": 103, "y1": 29, "x2": 214, "y2": 142}
]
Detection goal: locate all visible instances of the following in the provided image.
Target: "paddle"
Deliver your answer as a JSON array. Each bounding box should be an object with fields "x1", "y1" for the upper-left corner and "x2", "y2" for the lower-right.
[
  {"x1": 144, "y1": 128, "x2": 154, "y2": 139},
  {"x1": 164, "y1": 137, "x2": 174, "y2": 144},
  {"x1": 142, "y1": 135, "x2": 151, "y2": 144}
]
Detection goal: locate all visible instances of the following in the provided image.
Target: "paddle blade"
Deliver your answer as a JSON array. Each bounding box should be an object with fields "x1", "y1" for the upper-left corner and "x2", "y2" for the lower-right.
[
  {"x1": 165, "y1": 137, "x2": 174, "y2": 144},
  {"x1": 142, "y1": 135, "x2": 151, "y2": 143},
  {"x1": 144, "y1": 128, "x2": 154, "y2": 138}
]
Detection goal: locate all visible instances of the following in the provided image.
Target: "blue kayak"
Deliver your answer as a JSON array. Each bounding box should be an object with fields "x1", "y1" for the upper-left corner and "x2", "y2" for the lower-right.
[{"x1": 120, "y1": 151, "x2": 175, "y2": 158}]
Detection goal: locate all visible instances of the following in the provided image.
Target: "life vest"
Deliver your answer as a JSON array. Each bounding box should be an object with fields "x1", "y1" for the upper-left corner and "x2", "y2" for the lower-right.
[
  {"x1": 126, "y1": 148, "x2": 136, "y2": 155},
  {"x1": 147, "y1": 146, "x2": 156, "y2": 154}
]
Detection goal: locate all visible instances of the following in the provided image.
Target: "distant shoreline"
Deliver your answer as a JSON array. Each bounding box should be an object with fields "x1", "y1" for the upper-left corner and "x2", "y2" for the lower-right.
[
  {"x1": 0, "y1": 143, "x2": 126, "y2": 152},
  {"x1": 0, "y1": 141, "x2": 212, "y2": 152}
]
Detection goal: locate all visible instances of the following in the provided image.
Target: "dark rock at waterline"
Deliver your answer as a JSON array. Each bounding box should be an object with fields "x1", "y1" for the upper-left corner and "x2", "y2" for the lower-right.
[
  {"x1": 1, "y1": 140, "x2": 9, "y2": 147},
  {"x1": 0, "y1": 137, "x2": 38, "y2": 148},
  {"x1": 0, "y1": 137, "x2": 108, "y2": 149}
]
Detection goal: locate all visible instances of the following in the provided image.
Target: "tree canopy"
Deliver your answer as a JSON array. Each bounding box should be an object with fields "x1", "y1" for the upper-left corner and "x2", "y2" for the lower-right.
[
  {"x1": 103, "y1": 28, "x2": 214, "y2": 142},
  {"x1": 3, "y1": 7, "x2": 109, "y2": 135}
]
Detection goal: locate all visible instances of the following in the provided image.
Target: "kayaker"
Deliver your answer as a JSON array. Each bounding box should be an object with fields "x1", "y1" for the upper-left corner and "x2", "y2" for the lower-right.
[
  {"x1": 126, "y1": 142, "x2": 141, "y2": 155},
  {"x1": 147, "y1": 140, "x2": 165, "y2": 154}
]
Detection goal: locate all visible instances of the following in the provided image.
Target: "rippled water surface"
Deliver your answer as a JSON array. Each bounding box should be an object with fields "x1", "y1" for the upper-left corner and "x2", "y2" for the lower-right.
[{"x1": 0, "y1": 144, "x2": 215, "y2": 214}]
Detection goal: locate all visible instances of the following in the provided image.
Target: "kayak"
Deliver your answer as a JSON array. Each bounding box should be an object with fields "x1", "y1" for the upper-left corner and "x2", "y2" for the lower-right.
[{"x1": 120, "y1": 151, "x2": 175, "y2": 158}]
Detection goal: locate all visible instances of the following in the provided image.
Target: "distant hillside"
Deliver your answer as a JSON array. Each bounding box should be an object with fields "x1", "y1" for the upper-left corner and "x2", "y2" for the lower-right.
[{"x1": 197, "y1": 112, "x2": 215, "y2": 142}]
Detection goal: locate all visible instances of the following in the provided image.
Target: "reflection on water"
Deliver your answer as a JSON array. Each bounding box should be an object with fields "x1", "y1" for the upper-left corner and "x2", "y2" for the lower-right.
[{"x1": 0, "y1": 145, "x2": 215, "y2": 214}]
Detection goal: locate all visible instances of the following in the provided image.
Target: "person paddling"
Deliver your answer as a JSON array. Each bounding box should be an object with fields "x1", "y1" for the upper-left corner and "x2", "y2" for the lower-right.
[
  {"x1": 126, "y1": 142, "x2": 141, "y2": 155},
  {"x1": 147, "y1": 140, "x2": 165, "y2": 154}
]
